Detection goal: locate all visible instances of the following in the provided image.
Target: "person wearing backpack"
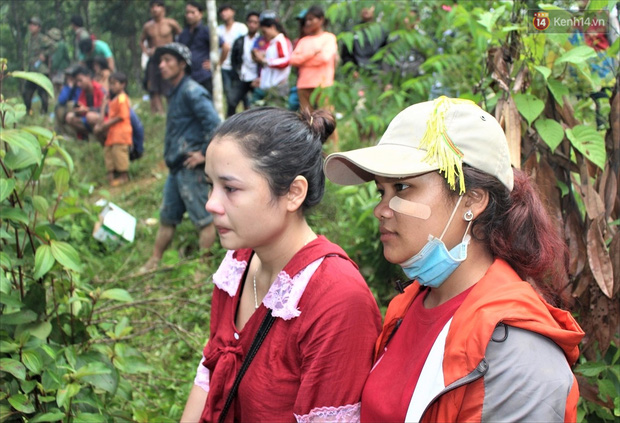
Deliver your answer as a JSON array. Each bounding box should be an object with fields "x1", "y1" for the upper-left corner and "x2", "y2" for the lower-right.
[{"x1": 94, "y1": 72, "x2": 132, "y2": 186}]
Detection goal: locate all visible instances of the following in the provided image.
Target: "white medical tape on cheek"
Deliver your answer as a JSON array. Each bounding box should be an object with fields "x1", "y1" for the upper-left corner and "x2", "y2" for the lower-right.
[{"x1": 388, "y1": 197, "x2": 431, "y2": 220}]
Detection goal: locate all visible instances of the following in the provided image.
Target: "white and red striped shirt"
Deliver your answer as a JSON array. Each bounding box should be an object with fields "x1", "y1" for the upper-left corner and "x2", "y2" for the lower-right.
[{"x1": 259, "y1": 33, "x2": 292, "y2": 90}]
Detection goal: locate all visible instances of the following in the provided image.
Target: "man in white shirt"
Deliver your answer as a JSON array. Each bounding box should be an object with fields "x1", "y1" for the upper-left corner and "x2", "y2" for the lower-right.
[
  {"x1": 216, "y1": 4, "x2": 248, "y2": 116},
  {"x1": 228, "y1": 11, "x2": 261, "y2": 115}
]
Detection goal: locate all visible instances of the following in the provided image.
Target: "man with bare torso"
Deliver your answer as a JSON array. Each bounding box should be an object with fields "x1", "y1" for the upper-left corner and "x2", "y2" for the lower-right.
[{"x1": 140, "y1": 0, "x2": 181, "y2": 115}]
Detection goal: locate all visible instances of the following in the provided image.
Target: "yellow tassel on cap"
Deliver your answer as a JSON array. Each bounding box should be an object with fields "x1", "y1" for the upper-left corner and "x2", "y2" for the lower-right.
[{"x1": 419, "y1": 96, "x2": 474, "y2": 194}]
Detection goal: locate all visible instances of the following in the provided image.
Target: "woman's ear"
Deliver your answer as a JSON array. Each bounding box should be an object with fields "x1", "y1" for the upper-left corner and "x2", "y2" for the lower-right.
[
  {"x1": 464, "y1": 188, "x2": 489, "y2": 218},
  {"x1": 286, "y1": 176, "x2": 308, "y2": 212}
]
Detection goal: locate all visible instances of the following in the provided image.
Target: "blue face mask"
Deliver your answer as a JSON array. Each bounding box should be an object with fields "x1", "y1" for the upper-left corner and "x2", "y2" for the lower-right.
[{"x1": 399, "y1": 196, "x2": 472, "y2": 289}]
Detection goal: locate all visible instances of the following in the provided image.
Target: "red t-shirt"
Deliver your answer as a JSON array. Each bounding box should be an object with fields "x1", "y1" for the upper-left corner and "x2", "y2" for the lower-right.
[
  {"x1": 361, "y1": 286, "x2": 473, "y2": 423},
  {"x1": 200, "y1": 236, "x2": 382, "y2": 423},
  {"x1": 77, "y1": 80, "x2": 105, "y2": 110}
]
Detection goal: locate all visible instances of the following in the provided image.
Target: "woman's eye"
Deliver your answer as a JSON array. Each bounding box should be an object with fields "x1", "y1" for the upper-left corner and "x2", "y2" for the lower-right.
[
  {"x1": 395, "y1": 183, "x2": 410, "y2": 192},
  {"x1": 224, "y1": 186, "x2": 237, "y2": 193}
]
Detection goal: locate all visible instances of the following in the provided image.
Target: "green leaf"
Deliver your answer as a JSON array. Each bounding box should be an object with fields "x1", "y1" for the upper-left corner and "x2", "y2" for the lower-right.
[
  {"x1": 535, "y1": 118, "x2": 565, "y2": 152},
  {"x1": 23, "y1": 126, "x2": 54, "y2": 145},
  {"x1": 53, "y1": 168, "x2": 70, "y2": 195},
  {"x1": 575, "y1": 361, "x2": 607, "y2": 377},
  {"x1": 4, "y1": 148, "x2": 40, "y2": 170},
  {"x1": 556, "y1": 45, "x2": 597, "y2": 65},
  {"x1": 533, "y1": 65, "x2": 551, "y2": 80},
  {"x1": 34, "y1": 244, "x2": 55, "y2": 280},
  {"x1": 100, "y1": 288, "x2": 133, "y2": 302},
  {"x1": 0, "y1": 178, "x2": 15, "y2": 202},
  {"x1": 0, "y1": 340, "x2": 19, "y2": 353},
  {"x1": 1, "y1": 309, "x2": 37, "y2": 325},
  {"x1": 0, "y1": 272, "x2": 11, "y2": 292},
  {"x1": 8, "y1": 393, "x2": 35, "y2": 414},
  {"x1": 20, "y1": 320, "x2": 52, "y2": 340},
  {"x1": 50, "y1": 240, "x2": 82, "y2": 272},
  {"x1": 33, "y1": 195, "x2": 49, "y2": 216},
  {"x1": 29, "y1": 411, "x2": 66, "y2": 423},
  {"x1": 56, "y1": 383, "x2": 80, "y2": 409},
  {"x1": 0, "y1": 358, "x2": 26, "y2": 380},
  {"x1": 0, "y1": 129, "x2": 39, "y2": 152},
  {"x1": 0, "y1": 207, "x2": 29, "y2": 225},
  {"x1": 0, "y1": 129, "x2": 42, "y2": 169},
  {"x1": 54, "y1": 145, "x2": 75, "y2": 173},
  {"x1": 513, "y1": 93, "x2": 544, "y2": 126},
  {"x1": 10, "y1": 71, "x2": 54, "y2": 98},
  {"x1": 74, "y1": 413, "x2": 106, "y2": 423},
  {"x1": 546, "y1": 79, "x2": 569, "y2": 107},
  {"x1": 22, "y1": 350, "x2": 43, "y2": 374},
  {"x1": 566, "y1": 125, "x2": 606, "y2": 170},
  {"x1": 0, "y1": 404, "x2": 13, "y2": 422},
  {"x1": 74, "y1": 362, "x2": 112, "y2": 380}
]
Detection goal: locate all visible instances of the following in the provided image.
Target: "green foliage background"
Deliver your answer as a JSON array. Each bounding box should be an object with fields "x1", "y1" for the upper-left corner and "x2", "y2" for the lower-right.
[{"x1": 1, "y1": 0, "x2": 619, "y2": 422}]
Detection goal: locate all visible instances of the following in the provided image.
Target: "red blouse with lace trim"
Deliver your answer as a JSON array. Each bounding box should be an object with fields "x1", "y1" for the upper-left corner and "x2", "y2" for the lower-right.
[{"x1": 198, "y1": 236, "x2": 382, "y2": 423}]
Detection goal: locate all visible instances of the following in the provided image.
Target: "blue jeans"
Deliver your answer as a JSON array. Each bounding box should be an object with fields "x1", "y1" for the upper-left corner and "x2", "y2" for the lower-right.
[{"x1": 160, "y1": 168, "x2": 212, "y2": 228}]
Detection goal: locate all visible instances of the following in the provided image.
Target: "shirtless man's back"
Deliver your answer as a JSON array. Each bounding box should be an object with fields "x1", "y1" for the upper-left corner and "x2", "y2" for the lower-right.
[{"x1": 140, "y1": 0, "x2": 181, "y2": 114}]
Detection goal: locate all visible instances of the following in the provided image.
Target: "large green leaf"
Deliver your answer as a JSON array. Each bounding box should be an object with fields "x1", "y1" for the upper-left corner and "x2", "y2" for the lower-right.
[
  {"x1": 547, "y1": 78, "x2": 569, "y2": 107},
  {"x1": 1, "y1": 310, "x2": 37, "y2": 325},
  {"x1": 556, "y1": 45, "x2": 597, "y2": 65},
  {"x1": 0, "y1": 207, "x2": 29, "y2": 225},
  {"x1": 4, "y1": 147, "x2": 41, "y2": 170},
  {"x1": 0, "y1": 130, "x2": 42, "y2": 170},
  {"x1": 0, "y1": 358, "x2": 26, "y2": 380},
  {"x1": 34, "y1": 244, "x2": 55, "y2": 280},
  {"x1": 533, "y1": 65, "x2": 551, "y2": 80},
  {"x1": 74, "y1": 362, "x2": 112, "y2": 380},
  {"x1": 0, "y1": 178, "x2": 15, "y2": 202},
  {"x1": 29, "y1": 411, "x2": 66, "y2": 423},
  {"x1": 575, "y1": 361, "x2": 607, "y2": 377},
  {"x1": 56, "y1": 383, "x2": 80, "y2": 409},
  {"x1": 100, "y1": 288, "x2": 133, "y2": 302},
  {"x1": 53, "y1": 168, "x2": 70, "y2": 195},
  {"x1": 19, "y1": 320, "x2": 52, "y2": 340},
  {"x1": 50, "y1": 240, "x2": 82, "y2": 272},
  {"x1": 513, "y1": 93, "x2": 544, "y2": 126},
  {"x1": 21, "y1": 350, "x2": 43, "y2": 374},
  {"x1": 566, "y1": 125, "x2": 606, "y2": 170},
  {"x1": 535, "y1": 118, "x2": 565, "y2": 152},
  {"x1": 8, "y1": 393, "x2": 35, "y2": 414},
  {"x1": 22, "y1": 126, "x2": 54, "y2": 145},
  {"x1": 10, "y1": 71, "x2": 54, "y2": 98}
]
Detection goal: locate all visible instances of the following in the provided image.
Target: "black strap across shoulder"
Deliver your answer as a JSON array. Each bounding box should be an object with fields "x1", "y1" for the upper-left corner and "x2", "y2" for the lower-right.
[{"x1": 218, "y1": 311, "x2": 277, "y2": 423}]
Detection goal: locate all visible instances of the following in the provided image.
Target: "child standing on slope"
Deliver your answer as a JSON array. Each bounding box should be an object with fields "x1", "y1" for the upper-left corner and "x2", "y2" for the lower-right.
[{"x1": 96, "y1": 72, "x2": 132, "y2": 186}]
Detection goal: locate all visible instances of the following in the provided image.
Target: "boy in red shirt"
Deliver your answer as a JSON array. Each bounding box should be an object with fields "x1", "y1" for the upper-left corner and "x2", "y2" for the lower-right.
[{"x1": 95, "y1": 72, "x2": 132, "y2": 186}]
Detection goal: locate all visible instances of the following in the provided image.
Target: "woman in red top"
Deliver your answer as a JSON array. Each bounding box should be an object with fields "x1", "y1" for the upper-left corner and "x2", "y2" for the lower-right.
[
  {"x1": 180, "y1": 107, "x2": 381, "y2": 423},
  {"x1": 325, "y1": 97, "x2": 584, "y2": 422}
]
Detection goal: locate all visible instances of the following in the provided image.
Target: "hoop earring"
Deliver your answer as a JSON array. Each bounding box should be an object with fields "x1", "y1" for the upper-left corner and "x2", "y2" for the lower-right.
[{"x1": 464, "y1": 210, "x2": 474, "y2": 221}]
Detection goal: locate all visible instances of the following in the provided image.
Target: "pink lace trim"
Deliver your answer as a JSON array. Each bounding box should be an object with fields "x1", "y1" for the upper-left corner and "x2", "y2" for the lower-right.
[
  {"x1": 211, "y1": 251, "x2": 323, "y2": 320},
  {"x1": 212, "y1": 250, "x2": 247, "y2": 296},
  {"x1": 193, "y1": 355, "x2": 210, "y2": 393},
  {"x1": 294, "y1": 403, "x2": 361, "y2": 423},
  {"x1": 263, "y1": 258, "x2": 323, "y2": 320}
]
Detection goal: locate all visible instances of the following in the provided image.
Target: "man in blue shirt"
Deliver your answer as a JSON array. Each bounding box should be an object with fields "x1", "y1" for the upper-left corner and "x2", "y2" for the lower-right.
[
  {"x1": 178, "y1": 1, "x2": 225, "y2": 95},
  {"x1": 141, "y1": 42, "x2": 221, "y2": 272}
]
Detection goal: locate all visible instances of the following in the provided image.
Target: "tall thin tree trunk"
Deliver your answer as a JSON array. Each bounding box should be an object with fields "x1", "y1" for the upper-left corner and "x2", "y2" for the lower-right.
[
  {"x1": 9, "y1": 0, "x2": 25, "y2": 76},
  {"x1": 55, "y1": 0, "x2": 64, "y2": 32},
  {"x1": 206, "y1": 0, "x2": 224, "y2": 120}
]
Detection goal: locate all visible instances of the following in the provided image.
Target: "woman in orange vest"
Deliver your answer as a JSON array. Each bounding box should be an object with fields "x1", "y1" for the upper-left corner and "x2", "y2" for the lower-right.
[{"x1": 325, "y1": 96, "x2": 584, "y2": 423}]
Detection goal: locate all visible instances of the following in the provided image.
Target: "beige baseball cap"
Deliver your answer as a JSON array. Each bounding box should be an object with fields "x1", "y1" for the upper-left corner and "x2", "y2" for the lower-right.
[{"x1": 324, "y1": 96, "x2": 514, "y2": 192}]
